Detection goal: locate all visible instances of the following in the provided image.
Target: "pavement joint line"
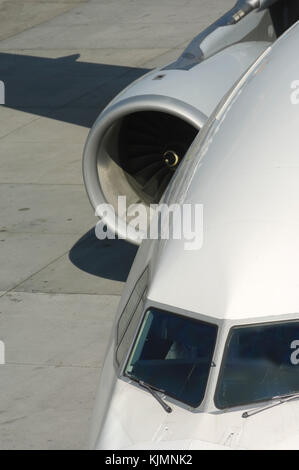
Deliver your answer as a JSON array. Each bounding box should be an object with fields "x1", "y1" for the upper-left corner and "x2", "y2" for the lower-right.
[
  {"x1": 34, "y1": 21, "x2": 203, "y2": 26},
  {"x1": 0, "y1": 3, "x2": 85, "y2": 45},
  {"x1": 0, "y1": 290, "x2": 9, "y2": 298},
  {"x1": 0, "y1": 232, "x2": 92, "y2": 235},
  {"x1": 0, "y1": 47, "x2": 187, "y2": 52},
  {"x1": 1, "y1": 229, "x2": 89, "y2": 237},
  {"x1": 4, "y1": 106, "x2": 93, "y2": 109},
  {"x1": 139, "y1": 42, "x2": 189, "y2": 67},
  {"x1": 0, "y1": 249, "x2": 71, "y2": 298},
  {"x1": 0, "y1": 183, "x2": 84, "y2": 186},
  {"x1": 0, "y1": 140, "x2": 84, "y2": 143},
  {"x1": 0, "y1": 115, "x2": 41, "y2": 141},
  {"x1": 1, "y1": 362, "x2": 101, "y2": 369},
  {"x1": 0, "y1": 237, "x2": 124, "y2": 297},
  {"x1": 10, "y1": 291, "x2": 122, "y2": 297}
]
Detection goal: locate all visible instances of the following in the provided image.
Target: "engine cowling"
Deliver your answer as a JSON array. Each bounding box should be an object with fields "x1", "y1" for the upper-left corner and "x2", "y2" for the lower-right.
[{"x1": 83, "y1": 41, "x2": 270, "y2": 245}]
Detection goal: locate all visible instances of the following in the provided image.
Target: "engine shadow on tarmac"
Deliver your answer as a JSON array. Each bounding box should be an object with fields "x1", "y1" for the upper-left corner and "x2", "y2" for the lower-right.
[
  {"x1": 0, "y1": 52, "x2": 148, "y2": 128},
  {"x1": 69, "y1": 228, "x2": 138, "y2": 283}
]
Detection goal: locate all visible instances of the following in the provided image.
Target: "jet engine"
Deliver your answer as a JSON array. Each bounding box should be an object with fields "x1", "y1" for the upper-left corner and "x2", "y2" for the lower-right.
[{"x1": 83, "y1": 1, "x2": 277, "y2": 244}]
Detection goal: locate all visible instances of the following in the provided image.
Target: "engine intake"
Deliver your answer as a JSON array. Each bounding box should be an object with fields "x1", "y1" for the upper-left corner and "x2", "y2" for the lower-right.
[
  {"x1": 118, "y1": 111, "x2": 199, "y2": 204},
  {"x1": 83, "y1": 41, "x2": 271, "y2": 245}
]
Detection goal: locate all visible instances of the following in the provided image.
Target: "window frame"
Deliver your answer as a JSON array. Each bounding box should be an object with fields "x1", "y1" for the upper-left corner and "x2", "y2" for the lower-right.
[
  {"x1": 214, "y1": 318, "x2": 299, "y2": 410},
  {"x1": 115, "y1": 268, "x2": 149, "y2": 367},
  {"x1": 122, "y1": 306, "x2": 219, "y2": 409}
]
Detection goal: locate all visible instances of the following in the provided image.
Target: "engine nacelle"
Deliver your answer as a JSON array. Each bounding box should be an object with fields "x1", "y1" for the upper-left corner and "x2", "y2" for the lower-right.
[{"x1": 83, "y1": 7, "x2": 272, "y2": 245}]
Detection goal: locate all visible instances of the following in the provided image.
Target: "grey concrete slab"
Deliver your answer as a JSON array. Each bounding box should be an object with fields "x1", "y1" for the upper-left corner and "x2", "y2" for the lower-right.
[
  {"x1": 0, "y1": 364, "x2": 98, "y2": 450},
  {"x1": 14, "y1": 231, "x2": 138, "y2": 295},
  {"x1": 0, "y1": 232, "x2": 78, "y2": 291},
  {"x1": 0, "y1": 0, "x2": 88, "y2": 41},
  {"x1": 0, "y1": 21, "x2": 212, "y2": 51},
  {"x1": 0, "y1": 184, "x2": 95, "y2": 235},
  {"x1": 0, "y1": 291, "x2": 119, "y2": 367},
  {"x1": 0, "y1": 112, "x2": 89, "y2": 142},
  {"x1": 55, "y1": 0, "x2": 233, "y2": 26},
  {"x1": 0, "y1": 142, "x2": 84, "y2": 184},
  {"x1": 0, "y1": 107, "x2": 38, "y2": 139},
  {"x1": 0, "y1": 0, "x2": 234, "y2": 50},
  {"x1": 0, "y1": 289, "x2": 118, "y2": 450}
]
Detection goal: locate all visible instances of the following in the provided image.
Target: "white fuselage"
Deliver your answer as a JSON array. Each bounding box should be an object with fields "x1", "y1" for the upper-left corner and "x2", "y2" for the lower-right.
[{"x1": 89, "y1": 13, "x2": 299, "y2": 452}]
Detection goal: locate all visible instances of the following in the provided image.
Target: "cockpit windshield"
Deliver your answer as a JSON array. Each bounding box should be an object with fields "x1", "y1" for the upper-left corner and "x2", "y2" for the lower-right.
[
  {"x1": 125, "y1": 308, "x2": 218, "y2": 408},
  {"x1": 215, "y1": 321, "x2": 299, "y2": 409}
]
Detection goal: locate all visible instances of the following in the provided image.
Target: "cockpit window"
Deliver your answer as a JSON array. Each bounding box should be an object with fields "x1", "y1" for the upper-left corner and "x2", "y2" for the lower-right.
[
  {"x1": 125, "y1": 308, "x2": 218, "y2": 408},
  {"x1": 215, "y1": 321, "x2": 299, "y2": 409}
]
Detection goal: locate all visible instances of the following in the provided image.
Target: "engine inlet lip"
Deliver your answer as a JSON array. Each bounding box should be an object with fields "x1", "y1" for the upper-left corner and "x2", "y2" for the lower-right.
[{"x1": 82, "y1": 94, "x2": 207, "y2": 244}]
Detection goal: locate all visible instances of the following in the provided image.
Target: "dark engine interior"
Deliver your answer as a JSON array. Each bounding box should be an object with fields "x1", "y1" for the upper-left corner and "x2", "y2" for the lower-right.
[
  {"x1": 270, "y1": 0, "x2": 299, "y2": 36},
  {"x1": 118, "y1": 111, "x2": 198, "y2": 204}
]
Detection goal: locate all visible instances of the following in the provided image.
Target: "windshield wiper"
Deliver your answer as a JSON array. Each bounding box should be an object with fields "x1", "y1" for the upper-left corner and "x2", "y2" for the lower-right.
[
  {"x1": 242, "y1": 392, "x2": 299, "y2": 419},
  {"x1": 126, "y1": 373, "x2": 173, "y2": 414}
]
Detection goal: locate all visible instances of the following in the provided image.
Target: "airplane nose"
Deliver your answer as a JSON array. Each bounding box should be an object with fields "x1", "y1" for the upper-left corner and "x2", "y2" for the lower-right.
[{"x1": 92, "y1": 411, "x2": 133, "y2": 450}]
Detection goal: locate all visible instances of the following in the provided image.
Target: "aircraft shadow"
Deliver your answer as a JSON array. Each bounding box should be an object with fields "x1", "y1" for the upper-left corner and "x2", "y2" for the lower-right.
[
  {"x1": 69, "y1": 229, "x2": 138, "y2": 283},
  {"x1": 0, "y1": 52, "x2": 148, "y2": 128}
]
